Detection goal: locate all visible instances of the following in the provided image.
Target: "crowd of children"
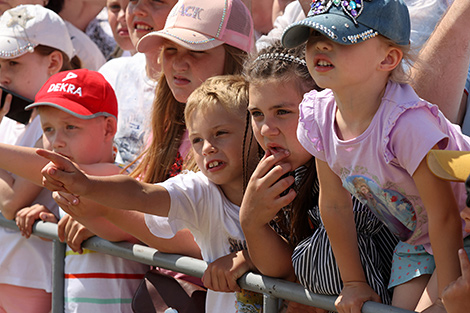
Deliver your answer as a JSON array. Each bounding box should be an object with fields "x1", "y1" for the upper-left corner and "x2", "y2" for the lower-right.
[{"x1": 1, "y1": 0, "x2": 470, "y2": 313}]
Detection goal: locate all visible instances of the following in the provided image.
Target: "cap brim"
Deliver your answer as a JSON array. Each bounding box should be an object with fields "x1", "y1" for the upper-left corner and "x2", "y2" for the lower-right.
[
  {"x1": 0, "y1": 35, "x2": 36, "y2": 59},
  {"x1": 26, "y1": 99, "x2": 114, "y2": 120},
  {"x1": 426, "y1": 150, "x2": 470, "y2": 182},
  {"x1": 282, "y1": 9, "x2": 374, "y2": 48},
  {"x1": 137, "y1": 28, "x2": 224, "y2": 53}
]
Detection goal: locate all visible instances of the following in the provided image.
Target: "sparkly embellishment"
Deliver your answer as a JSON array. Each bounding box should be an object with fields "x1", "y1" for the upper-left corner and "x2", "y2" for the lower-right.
[
  {"x1": 216, "y1": 0, "x2": 228, "y2": 38},
  {"x1": 255, "y1": 52, "x2": 307, "y2": 67},
  {"x1": 346, "y1": 29, "x2": 378, "y2": 43},
  {"x1": 6, "y1": 7, "x2": 33, "y2": 28},
  {"x1": 332, "y1": 25, "x2": 336, "y2": 29},
  {"x1": 162, "y1": 30, "x2": 216, "y2": 45},
  {"x1": 0, "y1": 7, "x2": 36, "y2": 58},
  {"x1": 309, "y1": 0, "x2": 371, "y2": 25},
  {"x1": 345, "y1": 23, "x2": 349, "y2": 28},
  {"x1": 0, "y1": 42, "x2": 37, "y2": 58},
  {"x1": 294, "y1": 20, "x2": 338, "y2": 41}
]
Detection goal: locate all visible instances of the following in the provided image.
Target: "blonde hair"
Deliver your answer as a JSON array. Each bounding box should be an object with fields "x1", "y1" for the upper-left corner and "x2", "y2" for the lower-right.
[
  {"x1": 185, "y1": 75, "x2": 249, "y2": 125},
  {"x1": 380, "y1": 37, "x2": 415, "y2": 84},
  {"x1": 129, "y1": 44, "x2": 248, "y2": 183}
]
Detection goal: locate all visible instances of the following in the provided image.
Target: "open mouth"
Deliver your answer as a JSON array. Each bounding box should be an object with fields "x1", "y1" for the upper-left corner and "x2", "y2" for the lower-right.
[
  {"x1": 267, "y1": 144, "x2": 288, "y2": 155},
  {"x1": 317, "y1": 60, "x2": 333, "y2": 67},
  {"x1": 134, "y1": 23, "x2": 154, "y2": 31},
  {"x1": 207, "y1": 160, "x2": 224, "y2": 170}
]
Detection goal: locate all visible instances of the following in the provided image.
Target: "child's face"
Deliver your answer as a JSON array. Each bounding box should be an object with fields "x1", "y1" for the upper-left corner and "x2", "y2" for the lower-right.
[
  {"x1": 126, "y1": 0, "x2": 177, "y2": 47},
  {"x1": 305, "y1": 31, "x2": 390, "y2": 90},
  {"x1": 0, "y1": 52, "x2": 52, "y2": 100},
  {"x1": 188, "y1": 105, "x2": 246, "y2": 194},
  {"x1": 39, "y1": 107, "x2": 114, "y2": 165},
  {"x1": 461, "y1": 207, "x2": 470, "y2": 233},
  {"x1": 107, "y1": 0, "x2": 135, "y2": 52},
  {"x1": 161, "y1": 41, "x2": 226, "y2": 103},
  {"x1": 249, "y1": 79, "x2": 312, "y2": 170}
]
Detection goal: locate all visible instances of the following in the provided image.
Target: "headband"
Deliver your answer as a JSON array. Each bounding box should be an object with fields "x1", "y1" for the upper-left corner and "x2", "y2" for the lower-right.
[{"x1": 255, "y1": 52, "x2": 307, "y2": 67}]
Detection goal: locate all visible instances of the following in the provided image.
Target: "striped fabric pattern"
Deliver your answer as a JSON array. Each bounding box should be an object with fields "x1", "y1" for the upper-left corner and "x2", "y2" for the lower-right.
[{"x1": 292, "y1": 197, "x2": 399, "y2": 305}]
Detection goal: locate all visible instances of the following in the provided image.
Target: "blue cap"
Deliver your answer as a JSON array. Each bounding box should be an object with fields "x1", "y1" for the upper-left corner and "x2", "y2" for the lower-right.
[{"x1": 282, "y1": 0, "x2": 410, "y2": 47}]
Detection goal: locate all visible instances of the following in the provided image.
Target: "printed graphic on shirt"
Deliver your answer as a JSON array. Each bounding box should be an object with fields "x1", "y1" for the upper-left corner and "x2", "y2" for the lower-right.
[
  {"x1": 115, "y1": 117, "x2": 147, "y2": 167},
  {"x1": 344, "y1": 175, "x2": 416, "y2": 241},
  {"x1": 228, "y1": 238, "x2": 262, "y2": 313}
]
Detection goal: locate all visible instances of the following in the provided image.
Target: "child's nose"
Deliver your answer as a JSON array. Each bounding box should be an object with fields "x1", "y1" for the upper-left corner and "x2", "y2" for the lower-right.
[
  {"x1": 0, "y1": 71, "x2": 10, "y2": 87},
  {"x1": 202, "y1": 140, "x2": 217, "y2": 155},
  {"x1": 131, "y1": 0, "x2": 148, "y2": 16},
  {"x1": 315, "y1": 38, "x2": 333, "y2": 51},
  {"x1": 52, "y1": 133, "x2": 66, "y2": 149},
  {"x1": 173, "y1": 53, "x2": 190, "y2": 72},
  {"x1": 260, "y1": 121, "x2": 279, "y2": 137}
]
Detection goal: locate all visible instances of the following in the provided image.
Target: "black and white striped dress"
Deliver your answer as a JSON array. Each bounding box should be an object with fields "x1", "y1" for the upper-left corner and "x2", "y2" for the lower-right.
[{"x1": 281, "y1": 166, "x2": 399, "y2": 305}]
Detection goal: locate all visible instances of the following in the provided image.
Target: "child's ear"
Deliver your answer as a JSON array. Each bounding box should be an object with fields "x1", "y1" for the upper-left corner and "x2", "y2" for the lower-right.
[
  {"x1": 379, "y1": 46, "x2": 403, "y2": 72},
  {"x1": 47, "y1": 50, "x2": 64, "y2": 75},
  {"x1": 104, "y1": 117, "x2": 118, "y2": 141}
]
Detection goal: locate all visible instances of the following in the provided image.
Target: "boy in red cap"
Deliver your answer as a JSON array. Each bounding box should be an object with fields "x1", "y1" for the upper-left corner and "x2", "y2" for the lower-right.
[{"x1": 0, "y1": 68, "x2": 147, "y2": 313}]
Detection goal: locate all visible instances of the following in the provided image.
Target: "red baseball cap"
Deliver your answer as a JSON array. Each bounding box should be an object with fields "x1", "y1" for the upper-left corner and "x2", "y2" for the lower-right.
[{"x1": 26, "y1": 69, "x2": 118, "y2": 120}]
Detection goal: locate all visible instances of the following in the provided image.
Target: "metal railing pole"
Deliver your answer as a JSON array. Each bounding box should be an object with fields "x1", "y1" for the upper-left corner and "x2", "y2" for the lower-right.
[
  {"x1": 0, "y1": 215, "x2": 418, "y2": 313},
  {"x1": 51, "y1": 239, "x2": 65, "y2": 313}
]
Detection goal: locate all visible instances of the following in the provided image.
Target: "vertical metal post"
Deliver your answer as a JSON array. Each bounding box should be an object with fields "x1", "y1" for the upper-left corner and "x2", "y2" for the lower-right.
[
  {"x1": 263, "y1": 294, "x2": 280, "y2": 313},
  {"x1": 51, "y1": 239, "x2": 66, "y2": 313}
]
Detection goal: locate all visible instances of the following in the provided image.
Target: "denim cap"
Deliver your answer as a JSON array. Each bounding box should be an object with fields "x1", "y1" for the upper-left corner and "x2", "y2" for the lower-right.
[{"x1": 282, "y1": 0, "x2": 411, "y2": 47}]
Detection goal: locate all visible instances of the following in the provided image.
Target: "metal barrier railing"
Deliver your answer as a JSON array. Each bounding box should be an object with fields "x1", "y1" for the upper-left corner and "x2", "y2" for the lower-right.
[{"x1": 0, "y1": 214, "x2": 416, "y2": 313}]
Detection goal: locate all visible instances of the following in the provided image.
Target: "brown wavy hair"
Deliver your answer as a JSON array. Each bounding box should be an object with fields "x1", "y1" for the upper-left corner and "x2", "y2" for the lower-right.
[
  {"x1": 243, "y1": 41, "x2": 321, "y2": 245},
  {"x1": 129, "y1": 44, "x2": 247, "y2": 183}
]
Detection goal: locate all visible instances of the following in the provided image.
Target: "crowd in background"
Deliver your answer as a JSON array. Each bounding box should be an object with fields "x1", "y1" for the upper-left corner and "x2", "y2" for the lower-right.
[{"x1": 0, "y1": 0, "x2": 469, "y2": 313}]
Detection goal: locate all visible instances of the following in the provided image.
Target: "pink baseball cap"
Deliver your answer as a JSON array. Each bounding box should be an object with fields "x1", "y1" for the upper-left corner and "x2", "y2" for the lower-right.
[
  {"x1": 26, "y1": 69, "x2": 118, "y2": 120},
  {"x1": 136, "y1": 0, "x2": 254, "y2": 53}
]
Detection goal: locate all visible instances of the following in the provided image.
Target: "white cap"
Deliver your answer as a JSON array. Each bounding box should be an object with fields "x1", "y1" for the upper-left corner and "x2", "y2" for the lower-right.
[{"x1": 0, "y1": 5, "x2": 75, "y2": 60}]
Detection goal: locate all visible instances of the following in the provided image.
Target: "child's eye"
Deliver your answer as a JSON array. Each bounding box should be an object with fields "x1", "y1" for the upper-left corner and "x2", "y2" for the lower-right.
[
  {"x1": 189, "y1": 50, "x2": 205, "y2": 55},
  {"x1": 8, "y1": 61, "x2": 18, "y2": 66},
  {"x1": 66, "y1": 125, "x2": 78, "y2": 130},
  {"x1": 215, "y1": 130, "x2": 228, "y2": 137},
  {"x1": 277, "y1": 109, "x2": 291, "y2": 116},
  {"x1": 108, "y1": 4, "x2": 121, "y2": 11},
  {"x1": 249, "y1": 110, "x2": 263, "y2": 118},
  {"x1": 43, "y1": 127, "x2": 53, "y2": 133},
  {"x1": 191, "y1": 137, "x2": 202, "y2": 145}
]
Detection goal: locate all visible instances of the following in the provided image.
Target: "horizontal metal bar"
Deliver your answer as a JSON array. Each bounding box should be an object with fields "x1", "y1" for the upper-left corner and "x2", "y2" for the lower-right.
[{"x1": 0, "y1": 214, "x2": 416, "y2": 313}]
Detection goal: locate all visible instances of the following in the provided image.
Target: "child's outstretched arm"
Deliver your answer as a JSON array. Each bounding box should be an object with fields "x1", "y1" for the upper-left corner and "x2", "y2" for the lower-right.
[
  {"x1": 240, "y1": 150, "x2": 297, "y2": 281},
  {"x1": 0, "y1": 143, "x2": 50, "y2": 186},
  {"x1": 413, "y1": 157, "x2": 463, "y2": 298},
  {"x1": 0, "y1": 169, "x2": 43, "y2": 220},
  {"x1": 316, "y1": 159, "x2": 381, "y2": 312},
  {"x1": 53, "y1": 191, "x2": 202, "y2": 259},
  {"x1": 38, "y1": 149, "x2": 171, "y2": 217},
  {"x1": 0, "y1": 139, "x2": 45, "y2": 219}
]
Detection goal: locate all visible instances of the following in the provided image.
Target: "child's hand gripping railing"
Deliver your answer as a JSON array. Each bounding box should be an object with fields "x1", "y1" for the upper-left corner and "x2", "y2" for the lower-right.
[{"x1": 0, "y1": 214, "x2": 417, "y2": 313}]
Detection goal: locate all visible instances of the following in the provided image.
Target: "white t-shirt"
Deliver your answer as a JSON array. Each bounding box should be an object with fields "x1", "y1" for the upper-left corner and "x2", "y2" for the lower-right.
[
  {"x1": 145, "y1": 171, "x2": 262, "y2": 313},
  {"x1": 0, "y1": 117, "x2": 25, "y2": 145},
  {"x1": 99, "y1": 53, "x2": 157, "y2": 167},
  {"x1": 0, "y1": 115, "x2": 59, "y2": 293},
  {"x1": 66, "y1": 21, "x2": 106, "y2": 71},
  {"x1": 256, "y1": 1, "x2": 305, "y2": 51}
]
